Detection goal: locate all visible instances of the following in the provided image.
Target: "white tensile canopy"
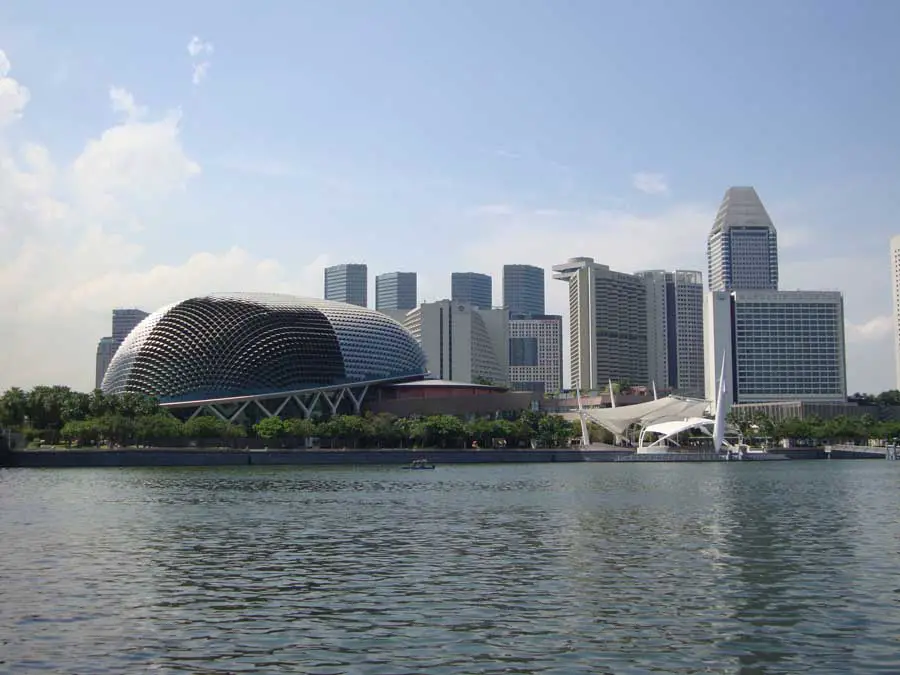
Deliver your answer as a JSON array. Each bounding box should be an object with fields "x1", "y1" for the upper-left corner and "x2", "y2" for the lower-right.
[
  {"x1": 562, "y1": 395, "x2": 712, "y2": 437},
  {"x1": 637, "y1": 416, "x2": 716, "y2": 452}
]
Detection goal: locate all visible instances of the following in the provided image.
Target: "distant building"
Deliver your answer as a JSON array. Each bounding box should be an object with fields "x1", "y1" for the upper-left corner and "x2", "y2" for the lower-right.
[
  {"x1": 451, "y1": 272, "x2": 492, "y2": 309},
  {"x1": 324, "y1": 263, "x2": 368, "y2": 307},
  {"x1": 96, "y1": 309, "x2": 149, "y2": 389},
  {"x1": 635, "y1": 270, "x2": 704, "y2": 397},
  {"x1": 375, "y1": 271, "x2": 417, "y2": 311},
  {"x1": 707, "y1": 186, "x2": 779, "y2": 292},
  {"x1": 112, "y1": 309, "x2": 149, "y2": 343},
  {"x1": 553, "y1": 257, "x2": 648, "y2": 391},
  {"x1": 95, "y1": 337, "x2": 118, "y2": 390},
  {"x1": 503, "y1": 264, "x2": 545, "y2": 316},
  {"x1": 704, "y1": 289, "x2": 847, "y2": 405},
  {"x1": 403, "y1": 300, "x2": 509, "y2": 385},
  {"x1": 508, "y1": 314, "x2": 563, "y2": 395},
  {"x1": 891, "y1": 235, "x2": 900, "y2": 389}
]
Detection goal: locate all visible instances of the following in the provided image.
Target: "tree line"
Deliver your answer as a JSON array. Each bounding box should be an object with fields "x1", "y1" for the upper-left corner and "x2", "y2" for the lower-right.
[
  {"x1": 5, "y1": 385, "x2": 900, "y2": 450},
  {"x1": 727, "y1": 409, "x2": 900, "y2": 444},
  {"x1": 0, "y1": 385, "x2": 584, "y2": 449}
]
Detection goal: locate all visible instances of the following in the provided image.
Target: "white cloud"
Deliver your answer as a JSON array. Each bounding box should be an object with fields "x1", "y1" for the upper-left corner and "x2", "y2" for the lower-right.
[
  {"x1": 632, "y1": 171, "x2": 669, "y2": 195},
  {"x1": 0, "y1": 48, "x2": 328, "y2": 391},
  {"x1": 109, "y1": 86, "x2": 146, "y2": 121},
  {"x1": 0, "y1": 49, "x2": 30, "y2": 126},
  {"x1": 187, "y1": 36, "x2": 213, "y2": 85},
  {"x1": 846, "y1": 315, "x2": 892, "y2": 343}
]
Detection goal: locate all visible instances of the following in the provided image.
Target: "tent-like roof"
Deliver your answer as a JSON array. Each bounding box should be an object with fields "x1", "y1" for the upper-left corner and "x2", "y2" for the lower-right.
[
  {"x1": 561, "y1": 395, "x2": 711, "y2": 436},
  {"x1": 643, "y1": 417, "x2": 712, "y2": 438}
]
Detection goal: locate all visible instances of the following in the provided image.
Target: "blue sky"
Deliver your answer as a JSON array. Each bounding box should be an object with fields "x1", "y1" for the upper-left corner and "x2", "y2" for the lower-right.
[{"x1": 1, "y1": 0, "x2": 899, "y2": 393}]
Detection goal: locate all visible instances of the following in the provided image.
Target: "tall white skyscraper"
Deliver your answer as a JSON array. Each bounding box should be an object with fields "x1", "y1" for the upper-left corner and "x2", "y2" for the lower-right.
[
  {"x1": 552, "y1": 257, "x2": 647, "y2": 391},
  {"x1": 890, "y1": 236, "x2": 900, "y2": 389},
  {"x1": 707, "y1": 186, "x2": 779, "y2": 292},
  {"x1": 635, "y1": 270, "x2": 705, "y2": 396}
]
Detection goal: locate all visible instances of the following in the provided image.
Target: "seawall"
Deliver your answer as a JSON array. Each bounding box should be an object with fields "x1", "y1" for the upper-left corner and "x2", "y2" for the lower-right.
[
  {"x1": 2, "y1": 446, "x2": 886, "y2": 469},
  {"x1": 3, "y1": 448, "x2": 629, "y2": 469}
]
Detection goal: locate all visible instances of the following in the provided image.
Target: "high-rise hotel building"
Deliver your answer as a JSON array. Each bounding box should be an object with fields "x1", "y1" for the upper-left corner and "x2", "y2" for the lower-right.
[
  {"x1": 707, "y1": 186, "x2": 778, "y2": 292},
  {"x1": 553, "y1": 257, "x2": 648, "y2": 391},
  {"x1": 705, "y1": 290, "x2": 846, "y2": 405},
  {"x1": 704, "y1": 186, "x2": 846, "y2": 404}
]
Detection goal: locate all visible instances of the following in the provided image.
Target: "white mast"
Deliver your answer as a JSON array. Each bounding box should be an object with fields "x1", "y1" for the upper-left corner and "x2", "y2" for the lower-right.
[
  {"x1": 652, "y1": 380, "x2": 658, "y2": 400},
  {"x1": 608, "y1": 379, "x2": 616, "y2": 408},
  {"x1": 576, "y1": 388, "x2": 591, "y2": 447},
  {"x1": 712, "y1": 350, "x2": 729, "y2": 452}
]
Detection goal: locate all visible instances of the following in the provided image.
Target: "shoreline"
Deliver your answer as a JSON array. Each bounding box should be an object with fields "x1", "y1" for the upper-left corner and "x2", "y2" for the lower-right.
[{"x1": 1, "y1": 446, "x2": 887, "y2": 468}]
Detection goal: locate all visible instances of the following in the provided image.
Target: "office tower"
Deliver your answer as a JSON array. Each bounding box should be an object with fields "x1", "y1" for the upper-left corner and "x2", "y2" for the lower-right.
[
  {"x1": 704, "y1": 290, "x2": 847, "y2": 406},
  {"x1": 112, "y1": 309, "x2": 149, "y2": 343},
  {"x1": 508, "y1": 314, "x2": 563, "y2": 395},
  {"x1": 451, "y1": 272, "x2": 492, "y2": 309},
  {"x1": 403, "y1": 301, "x2": 509, "y2": 385},
  {"x1": 96, "y1": 309, "x2": 149, "y2": 389},
  {"x1": 635, "y1": 270, "x2": 705, "y2": 396},
  {"x1": 503, "y1": 264, "x2": 545, "y2": 316},
  {"x1": 324, "y1": 263, "x2": 368, "y2": 307},
  {"x1": 375, "y1": 271, "x2": 417, "y2": 311},
  {"x1": 707, "y1": 186, "x2": 779, "y2": 292},
  {"x1": 95, "y1": 337, "x2": 117, "y2": 390},
  {"x1": 552, "y1": 257, "x2": 648, "y2": 391},
  {"x1": 891, "y1": 236, "x2": 900, "y2": 389}
]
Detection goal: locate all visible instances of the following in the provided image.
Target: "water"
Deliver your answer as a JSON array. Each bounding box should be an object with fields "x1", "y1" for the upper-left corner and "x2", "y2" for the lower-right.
[{"x1": 1, "y1": 462, "x2": 899, "y2": 674}]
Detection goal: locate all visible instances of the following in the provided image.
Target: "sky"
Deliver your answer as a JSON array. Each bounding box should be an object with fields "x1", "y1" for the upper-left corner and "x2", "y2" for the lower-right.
[{"x1": 1, "y1": 0, "x2": 899, "y2": 395}]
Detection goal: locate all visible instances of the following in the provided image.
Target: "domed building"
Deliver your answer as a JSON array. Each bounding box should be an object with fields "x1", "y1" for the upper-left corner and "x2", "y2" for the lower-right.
[{"x1": 102, "y1": 293, "x2": 428, "y2": 420}]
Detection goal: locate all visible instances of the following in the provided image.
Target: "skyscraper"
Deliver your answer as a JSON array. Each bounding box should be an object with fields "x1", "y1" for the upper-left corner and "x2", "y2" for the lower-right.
[
  {"x1": 704, "y1": 290, "x2": 846, "y2": 405},
  {"x1": 635, "y1": 270, "x2": 705, "y2": 396},
  {"x1": 707, "y1": 186, "x2": 779, "y2": 292},
  {"x1": 96, "y1": 308, "x2": 149, "y2": 389},
  {"x1": 324, "y1": 263, "x2": 368, "y2": 307},
  {"x1": 112, "y1": 309, "x2": 149, "y2": 343},
  {"x1": 502, "y1": 264, "x2": 545, "y2": 316},
  {"x1": 553, "y1": 257, "x2": 648, "y2": 391},
  {"x1": 95, "y1": 337, "x2": 117, "y2": 390},
  {"x1": 451, "y1": 272, "x2": 492, "y2": 309},
  {"x1": 375, "y1": 271, "x2": 417, "y2": 311},
  {"x1": 508, "y1": 314, "x2": 563, "y2": 395},
  {"x1": 890, "y1": 236, "x2": 900, "y2": 389}
]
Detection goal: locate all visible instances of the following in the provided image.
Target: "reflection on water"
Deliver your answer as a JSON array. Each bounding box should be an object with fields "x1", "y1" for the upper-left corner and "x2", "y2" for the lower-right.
[{"x1": 2, "y1": 462, "x2": 899, "y2": 674}]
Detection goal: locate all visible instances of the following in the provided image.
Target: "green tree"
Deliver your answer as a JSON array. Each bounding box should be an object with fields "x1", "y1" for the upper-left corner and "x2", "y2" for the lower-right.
[
  {"x1": 0, "y1": 387, "x2": 28, "y2": 428},
  {"x1": 135, "y1": 413, "x2": 183, "y2": 443},
  {"x1": 183, "y1": 415, "x2": 227, "y2": 440},
  {"x1": 284, "y1": 418, "x2": 317, "y2": 442},
  {"x1": 254, "y1": 417, "x2": 286, "y2": 442}
]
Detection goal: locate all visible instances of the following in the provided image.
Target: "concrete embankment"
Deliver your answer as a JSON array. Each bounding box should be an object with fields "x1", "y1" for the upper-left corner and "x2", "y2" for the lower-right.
[
  {"x1": 3, "y1": 446, "x2": 888, "y2": 469},
  {"x1": 3, "y1": 447, "x2": 629, "y2": 469}
]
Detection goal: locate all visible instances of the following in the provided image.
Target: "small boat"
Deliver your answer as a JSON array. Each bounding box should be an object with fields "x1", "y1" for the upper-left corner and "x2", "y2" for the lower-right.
[{"x1": 402, "y1": 458, "x2": 436, "y2": 470}]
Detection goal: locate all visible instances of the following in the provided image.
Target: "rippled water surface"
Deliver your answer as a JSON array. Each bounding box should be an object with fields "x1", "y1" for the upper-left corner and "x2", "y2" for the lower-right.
[{"x1": 2, "y1": 462, "x2": 900, "y2": 674}]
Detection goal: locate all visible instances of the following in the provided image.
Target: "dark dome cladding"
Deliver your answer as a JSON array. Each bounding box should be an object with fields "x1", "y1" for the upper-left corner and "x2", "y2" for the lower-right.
[{"x1": 101, "y1": 293, "x2": 427, "y2": 400}]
